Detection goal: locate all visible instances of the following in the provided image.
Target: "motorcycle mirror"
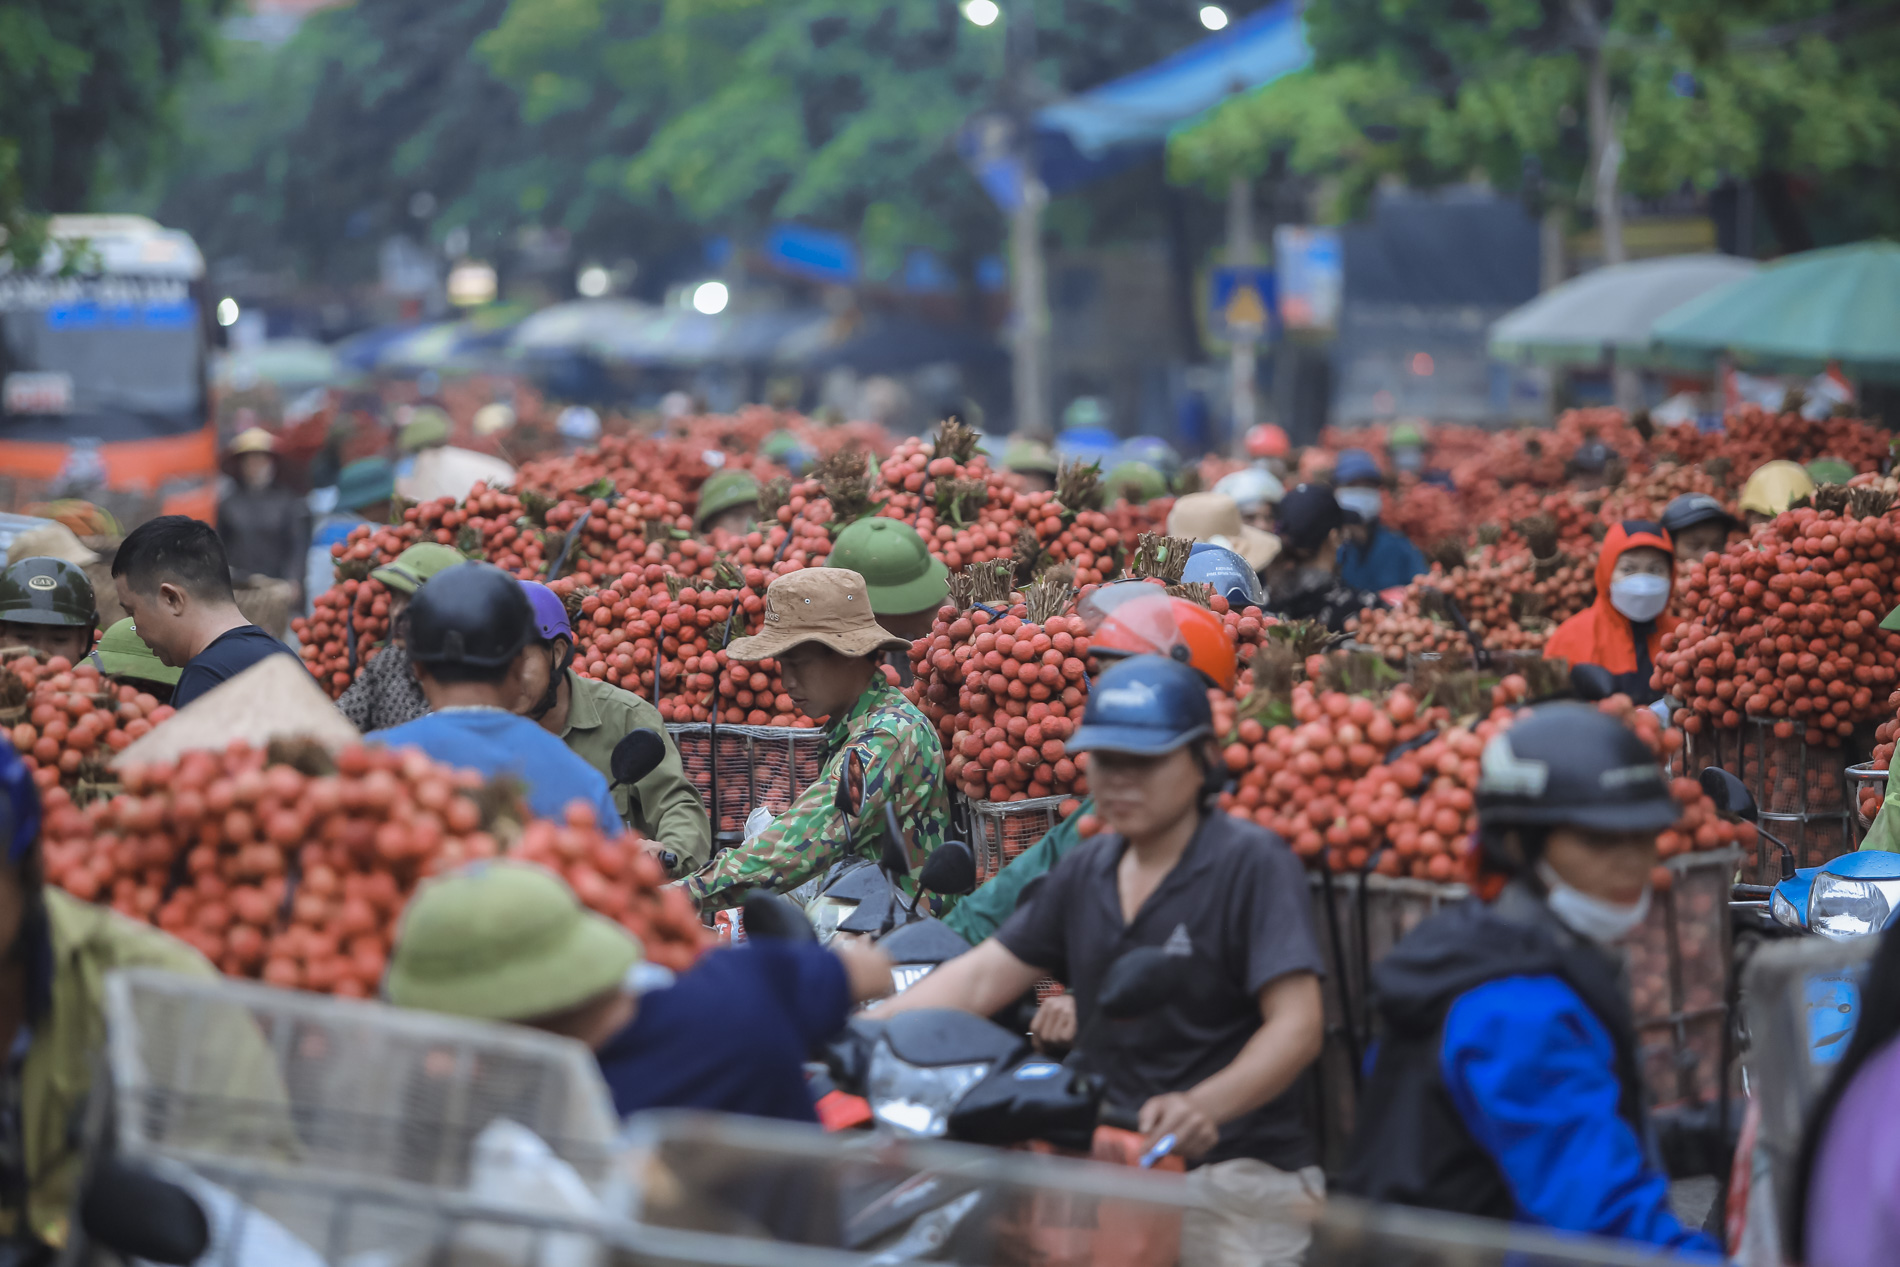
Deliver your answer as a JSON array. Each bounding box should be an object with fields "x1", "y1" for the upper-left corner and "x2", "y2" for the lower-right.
[
  {"x1": 610, "y1": 729, "x2": 667, "y2": 788},
  {"x1": 918, "y1": 841, "x2": 976, "y2": 896},
  {"x1": 1568, "y1": 663, "x2": 1617, "y2": 702},
  {"x1": 1700, "y1": 766, "x2": 1759, "y2": 821},
  {"x1": 80, "y1": 1157, "x2": 210, "y2": 1266},
  {"x1": 880, "y1": 802, "x2": 911, "y2": 880},
  {"x1": 741, "y1": 892, "x2": 817, "y2": 942},
  {"x1": 1098, "y1": 946, "x2": 1180, "y2": 1021}
]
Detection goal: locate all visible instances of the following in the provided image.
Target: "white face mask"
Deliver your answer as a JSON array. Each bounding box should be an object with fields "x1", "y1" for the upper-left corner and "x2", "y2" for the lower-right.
[
  {"x1": 1537, "y1": 861, "x2": 1652, "y2": 943},
  {"x1": 1609, "y1": 572, "x2": 1670, "y2": 622},
  {"x1": 1335, "y1": 487, "x2": 1384, "y2": 523}
]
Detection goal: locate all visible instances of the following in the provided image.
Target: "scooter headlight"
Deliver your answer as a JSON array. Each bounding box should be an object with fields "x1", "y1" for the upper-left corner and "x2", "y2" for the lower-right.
[
  {"x1": 1809, "y1": 873, "x2": 1898, "y2": 940},
  {"x1": 890, "y1": 964, "x2": 935, "y2": 995},
  {"x1": 1772, "y1": 887, "x2": 1805, "y2": 930},
  {"x1": 865, "y1": 1041, "x2": 990, "y2": 1138}
]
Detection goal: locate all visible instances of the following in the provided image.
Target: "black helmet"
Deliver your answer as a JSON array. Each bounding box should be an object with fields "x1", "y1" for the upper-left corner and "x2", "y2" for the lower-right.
[
  {"x1": 1660, "y1": 493, "x2": 1739, "y2": 538},
  {"x1": 405, "y1": 562, "x2": 535, "y2": 668},
  {"x1": 0, "y1": 558, "x2": 96, "y2": 628},
  {"x1": 1476, "y1": 703, "x2": 1679, "y2": 834}
]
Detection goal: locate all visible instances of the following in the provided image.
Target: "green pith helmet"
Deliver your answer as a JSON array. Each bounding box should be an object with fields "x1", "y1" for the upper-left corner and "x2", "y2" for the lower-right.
[
  {"x1": 91, "y1": 618, "x2": 180, "y2": 686},
  {"x1": 1103, "y1": 461, "x2": 1167, "y2": 506},
  {"x1": 827, "y1": 518, "x2": 950, "y2": 616},
  {"x1": 1002, "y1": 438, "x2": 1060, "y2": 475},
  {"x1": 385, "y1": 861, "x2": 641, "y2": 1021},
  {"x1": 398, "y1": 406, "x2": 453, "y2": 453},
  {"x1": 1882, "y1": 601, "x2": 1900, "y2": 634},
  {"x1": 1389, "y1": 422, "x2": 1425, "y2": 448},
  {"x1": 1806, "y1": 457, "x2": 1856, "y2": 486},
  {"x1": 336, "y1": 457, "x2": 396, "y2": 512},
  {"x1": 693, "y1": 470, "x2": 763, "y2": 530},
  {"x1": 370, "y1": 542, "x2": 469, "y2": 596},
  {"x1": 0, "y1": 557, "x2": 96, "y2": 628},
  {"x1": 1062, "y1": 396, "x2": 1107, "y2": 431}
]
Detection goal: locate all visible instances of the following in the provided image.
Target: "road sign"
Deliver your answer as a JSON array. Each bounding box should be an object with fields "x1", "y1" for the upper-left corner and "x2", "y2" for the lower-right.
[{"x1": 1209, "y1": 266, "x2": 1275, "y2": 342}]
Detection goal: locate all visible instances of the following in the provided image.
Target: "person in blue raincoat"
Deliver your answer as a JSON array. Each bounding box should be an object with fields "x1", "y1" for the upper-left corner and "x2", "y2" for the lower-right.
[
  {"x1": 1331, "y1": 448, "x2": 1426, "y2": 592},
  {"x1": 1340, "y1": 704, "x2": 1721, "y2": 1258}
]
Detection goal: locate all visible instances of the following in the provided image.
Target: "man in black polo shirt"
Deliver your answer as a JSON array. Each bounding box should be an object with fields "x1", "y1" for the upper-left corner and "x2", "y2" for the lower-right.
[
  {"x1": 111, "y1": 516, "x2": 302, "y2": 709},
  {"x1": 876, "y1": 655, "x2": 1326, "y2": 1265}
]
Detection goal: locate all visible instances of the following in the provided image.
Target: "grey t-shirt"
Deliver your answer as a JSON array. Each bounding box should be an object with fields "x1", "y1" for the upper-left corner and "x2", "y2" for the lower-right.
[{"x1": 995, "y1": 811, "x2": 1324, "y2": 1170}]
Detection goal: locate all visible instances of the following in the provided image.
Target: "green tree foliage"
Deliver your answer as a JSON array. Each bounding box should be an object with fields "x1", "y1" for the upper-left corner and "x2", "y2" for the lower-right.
[
  {"x1": 146, "y1": 0, "x2": 1263, "y2": 285},
  {"x1": 0, "y1": 0, "x2": 230, "y2": 262},
  {"x1": 1169, "y1": 0, "x2": 1900, "y2": 243}
]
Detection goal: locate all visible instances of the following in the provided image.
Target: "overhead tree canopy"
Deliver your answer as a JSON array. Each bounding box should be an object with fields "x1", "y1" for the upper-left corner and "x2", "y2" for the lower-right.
[
  {"x1": 1168, "y1": 0, "x2": 1900, "y2": 248},
  {"x1": 0, "y1": 0, "x2": 232, "y2": 263}
]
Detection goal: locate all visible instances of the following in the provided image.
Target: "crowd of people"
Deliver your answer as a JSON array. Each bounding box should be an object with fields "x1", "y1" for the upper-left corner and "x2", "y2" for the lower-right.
[{"x1": 0, "y1": 413, "x2": 1884, "y2": 1266}]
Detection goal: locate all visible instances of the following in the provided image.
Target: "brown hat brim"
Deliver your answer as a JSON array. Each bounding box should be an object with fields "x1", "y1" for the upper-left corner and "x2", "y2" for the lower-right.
[
  {"x1": 1235, "y1": 526, "x2": 1281, "y2": 572},
  {"x1": 725, "y1": 625, "x2": 911, "y2": 662}
]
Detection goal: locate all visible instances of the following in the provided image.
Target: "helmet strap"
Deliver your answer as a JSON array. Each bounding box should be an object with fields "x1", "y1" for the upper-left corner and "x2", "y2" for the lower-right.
[{"x1": 527, "y1": 637, "x2": 575, "y2": 720}]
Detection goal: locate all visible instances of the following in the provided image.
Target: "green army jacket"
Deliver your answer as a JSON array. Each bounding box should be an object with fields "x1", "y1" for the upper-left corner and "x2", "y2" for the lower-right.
[
  {"x1": 561, "y1": 670, "x2": 713, "y2": 871},
  {"x1": 19, "y1": 891, "x2": 215, "y2": 1248},
  {"x1": 681, "y1": 676, "x2": 949, "y2": 910}
]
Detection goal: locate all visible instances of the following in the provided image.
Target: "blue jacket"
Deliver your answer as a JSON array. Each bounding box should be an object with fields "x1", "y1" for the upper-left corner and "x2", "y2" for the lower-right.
[
  {"x1": 1442, "y1": 977, "x2": 1719, "y2": 1254},
  {"x1": 1341, "y1": 890, "x2": 1720, "y2": 1258},
  {"x1": 596, "y1": 940, "x2": 849, "y2": 1122},
  {"x1": 372, "y1": 707, "x2": 622, "y2": 832},
  {"x1": 1338, "y1": 522, "x2": 1427, "y2": 593}
]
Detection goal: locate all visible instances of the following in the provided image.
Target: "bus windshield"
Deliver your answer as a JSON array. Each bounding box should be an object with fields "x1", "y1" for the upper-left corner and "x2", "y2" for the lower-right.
[{"x1": 0, "y1": 274, "x2": 207, "y2": 442}]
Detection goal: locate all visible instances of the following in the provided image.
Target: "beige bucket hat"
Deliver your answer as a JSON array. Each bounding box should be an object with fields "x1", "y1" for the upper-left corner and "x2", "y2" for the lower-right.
[
  {"x1": 725, "y1": 568, "x2": 912, "y2": 662},
  {"x1": 1167, "y1": 492, "x2": 1281, "y2": 571}
]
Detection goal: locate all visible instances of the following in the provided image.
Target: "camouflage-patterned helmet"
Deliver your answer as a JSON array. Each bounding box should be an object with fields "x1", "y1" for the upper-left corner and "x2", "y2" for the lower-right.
[{"x1": 0, "y1": 557, "x2": 96, "y2": 628}]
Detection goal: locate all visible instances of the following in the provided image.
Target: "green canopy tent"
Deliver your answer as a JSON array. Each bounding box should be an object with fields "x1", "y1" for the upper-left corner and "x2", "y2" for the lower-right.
[{"x1": 1650, "y1": 241, "x2": 1900, "y2": 382}]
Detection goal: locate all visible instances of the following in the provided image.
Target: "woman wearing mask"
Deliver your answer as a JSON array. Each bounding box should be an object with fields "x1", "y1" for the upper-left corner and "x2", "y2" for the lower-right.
[
  {"x1": 1340, "y1": 704, "x2": 1719, "y2": 1256},
  {"x1": 1543, "y1": 521, "x2": 1677, "y2": 705}
]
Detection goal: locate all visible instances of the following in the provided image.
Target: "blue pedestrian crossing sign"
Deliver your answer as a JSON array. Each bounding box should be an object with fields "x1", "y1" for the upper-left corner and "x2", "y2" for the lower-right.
[{"x1": 1209, "y1": 266, "x2": 1276, "y2": 342}]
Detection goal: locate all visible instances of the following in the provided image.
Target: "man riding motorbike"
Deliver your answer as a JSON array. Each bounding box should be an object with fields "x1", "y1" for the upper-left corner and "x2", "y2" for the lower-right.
[
  {"x1": 674, "y1": 568, "x2": 950, "y2": 911},
  {"x1": 514, "y1": 581, "x2": 711, "y2": 873},
  {"x1": 1339, "y1": 703, "x2": 1721, "y2": 1255}
]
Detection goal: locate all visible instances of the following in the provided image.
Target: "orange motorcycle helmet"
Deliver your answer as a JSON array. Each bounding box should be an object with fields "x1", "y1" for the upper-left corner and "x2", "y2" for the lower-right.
[{"x1": 1078, "y1": 581, "x2": 1238, "y2": 692}]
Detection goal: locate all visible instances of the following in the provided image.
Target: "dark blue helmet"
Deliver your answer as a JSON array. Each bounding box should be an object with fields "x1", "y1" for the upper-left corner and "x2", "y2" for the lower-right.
[
  {"x1": 0, "y1": 738, "x2": 40, "y2": 866},
  {"x1": 1184, "y1": 542, "x2": 1266, "y2": 610},
  {"x1": 1069, "y1": 656, "x2": 1213, "y2": 757}
]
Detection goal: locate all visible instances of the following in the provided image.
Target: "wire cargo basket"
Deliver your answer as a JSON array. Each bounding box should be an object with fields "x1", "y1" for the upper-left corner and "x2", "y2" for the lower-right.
[
  {"x1": 100, "y1": 968, "x2": 625, "y2": 1265},
  {"x1": 1625, "y1": 849, "x2": 1738, "y2": 1109},
  {"x1": 1847, "y1": 759, "x2": 1888, "y2": 840},
  {"x1": 1740, "y1": 714, "x2": 1851, "y2": 817},
  {"x1": 1755, "y1": 813, "x2": 1856, "y2": 884},
  {"x1": 668, "y1": 724, "x2": 830, "y2": 840},
  {"x1": 964, "y1": 794, "x2": 1070, "y2": 883}
]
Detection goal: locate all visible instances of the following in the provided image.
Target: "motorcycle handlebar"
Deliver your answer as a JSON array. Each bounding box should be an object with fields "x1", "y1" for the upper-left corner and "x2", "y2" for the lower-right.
[{"x1": 1098, "y1": 1103, "x2": 1141, "y2": 1133}]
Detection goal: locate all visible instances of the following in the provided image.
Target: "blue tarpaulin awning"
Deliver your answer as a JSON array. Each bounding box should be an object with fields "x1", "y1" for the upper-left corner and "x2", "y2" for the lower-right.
[{"x1": 1034, "y1": 0, "x2": 1310, "y2": 161}]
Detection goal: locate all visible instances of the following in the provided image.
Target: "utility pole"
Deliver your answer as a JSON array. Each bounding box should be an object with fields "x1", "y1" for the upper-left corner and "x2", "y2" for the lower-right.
[
  {"x1": 1226, "y1": 174, "x2": 1258, "y2": 439},
  {"x1": 1568, "y1": 0, "x2": 1637, "y2": 409},
  {"x1": 1006, "y1": 3, "x2": 1051, "y2": 439}
]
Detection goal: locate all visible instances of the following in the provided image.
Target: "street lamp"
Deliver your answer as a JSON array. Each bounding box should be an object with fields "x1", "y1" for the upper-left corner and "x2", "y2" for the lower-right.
[
  {"x1": 691, "y1": 281, "x2": 729, "y2": 315},
  {"x1": 963, "y1": 0, "x2": 1000, "y2": 25},
  {"x1": 1199, "y1": 5, "x2": 1229, "y2": 29},
  {"x1": 216, "y1": 298, "x2": 240, "y2": 327}
]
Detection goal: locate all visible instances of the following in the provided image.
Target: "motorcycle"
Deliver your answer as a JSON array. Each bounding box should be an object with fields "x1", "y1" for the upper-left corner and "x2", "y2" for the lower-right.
[{"x1": 816, "y1": 947, "x2": 1187, "y2": 1260}]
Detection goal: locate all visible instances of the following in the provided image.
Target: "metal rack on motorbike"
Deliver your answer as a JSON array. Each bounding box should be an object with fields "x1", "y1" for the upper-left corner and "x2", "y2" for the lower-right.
[
  {"x1": 668, "y1": 722, "x2": 830, "y2": 848},
  {"x1": 1846, "y1": 758, "x2": 1888, "y2": 842},
  {"x1": 1736, "y1": 715, "x2": 1860, "y2": 883},
  {"x1": 1304, "y1": 869, "x2": 1467, "y2": 1169},
  {"x1": 89, "y1": 967, "x2": 632, "y2": 1266}
]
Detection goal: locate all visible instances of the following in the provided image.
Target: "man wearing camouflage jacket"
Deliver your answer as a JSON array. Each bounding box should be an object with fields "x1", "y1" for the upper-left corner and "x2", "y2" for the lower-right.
[{"x1": 678, "y1": 567, "x2": 950, "y2": 911}]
